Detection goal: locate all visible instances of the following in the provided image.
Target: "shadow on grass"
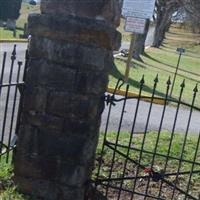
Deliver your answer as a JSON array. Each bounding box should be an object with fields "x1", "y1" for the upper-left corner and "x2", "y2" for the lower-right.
[
  {"x1": 143, "y1": 52, "x2": 200, "y2": 80},
  {"x1": 161, "y1": 45, "x2": 200, "y2": 60},
  {"x1": 143, "y1": 52, "x2": 176, "y2": 68},
  {"x1": 110, "y1": 63, "x2": 167, "y2": 98}
]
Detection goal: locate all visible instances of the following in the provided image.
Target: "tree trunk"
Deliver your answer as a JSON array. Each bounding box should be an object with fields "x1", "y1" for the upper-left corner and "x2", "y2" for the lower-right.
[
  {"x1": 152, "y1": 4, "x2": 174, "y2": 48},
  {"x1": 13, "y1": 1, "x2": 121, "y2": 200},
  {"x1": 133, "y1": 19, "x2": 150, "y2": 61}
]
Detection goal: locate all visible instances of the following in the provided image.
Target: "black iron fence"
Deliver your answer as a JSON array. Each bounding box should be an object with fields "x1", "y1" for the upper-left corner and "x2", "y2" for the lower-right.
[
  {"x1": 0, "y1": 45, "x2": 200, "y2": 199},
  {"x1": 0, "y1": 45, "x2": 26, "y2": 162},
  {"x1": 94, "y1": 78, "x2": 200, "y2": 200}
]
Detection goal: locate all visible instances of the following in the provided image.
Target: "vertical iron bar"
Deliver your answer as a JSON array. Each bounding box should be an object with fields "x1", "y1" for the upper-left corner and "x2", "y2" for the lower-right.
[
  {"x1": 105, "y1": 84, "x2": 129, "y2": 197},
  {"x1": 23, "y1": 49, "x2": 29, "y2": 82},
  {"x1": 170, "y1": 52, "x2": 182, "y2": 98},
  {"x1": 158, "y1": 80, "x2": 185, "y2": 198},
  {"x1": 6, "y1": 61, "x2": 22, "y2": 162},
  {"x1": 184, "y1": 132, "x2": 200, "y2": 200},
  {"x1": 95, "y1": 97, "x2": 113, "y2": 184},
  {"x1": 171, "y1": 84, "x2": 198, "y2": 199},
  {"x1": 0, "y1": 45, "x2": 16, "y2": 158},
  {"x1": 144, "y1": 77, "x2": 171, "y2": 196},
  {"x1": 14, "y1": 49, "x2": 29, "y2": 137},
  {"x1": 131, "y1": 75, "x2": 159, "y2": 200},
  {"x1": 0, "y1": 52, "x2": 7, "y2": 97},
  {"x1": 95, "y1": 79, "x2": 124, "y2": 187},
  {"x1": 117, "y1": 75, "x2": 145, "y2": 200}
]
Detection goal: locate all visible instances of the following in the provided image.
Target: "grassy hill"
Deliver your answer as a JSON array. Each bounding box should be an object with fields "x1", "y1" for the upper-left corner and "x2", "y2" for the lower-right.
[
  {"x1": 17, "y1": 2, "x2": 40, "y2": 29},
  {"x1": 0, "y1": 2, "x2": 40, "y2": 39},
  {"x1": 111, "y1": 26, "x2": 200, "y2": 106}
]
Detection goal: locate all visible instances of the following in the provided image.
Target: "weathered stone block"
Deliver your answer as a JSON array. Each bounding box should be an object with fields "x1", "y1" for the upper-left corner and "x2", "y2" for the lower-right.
[
  {"x1": 23, "y1": 86, "x2": 48, "y2": 112},
  {"x1": 40, "y1": 0, "x2": 121, "y2": 27},
  {"x1": 47, "y1": 93, "x2": 104, "y2": 119},
  {"x1": 28, "y1": 14, "x2": 121, "y2": 50},
  {"x1": 29, "y1": 36, "x2": 113, "y2": 72},
  {"x1": 15, "y1": 153, "x2": 88, "y2": 187},
  {"x1": 26, "y1": 59, "x2": 77, "y2": 89},
  {"x1": 63, "y1": 117, "x2": 101, "y2": 138},
  {"x1": 16, "y1": 125, "x2": 39, "y2": 154},
  {"x1": 24, "y1": 113, "x2": 64, "y2": 132},
  {"x1": 16, "y1": 125, "x2": 98, "y2": 165},
  {"x1": 14, "y1": 176, "x2": 85, "y2": 200},
  {"x1": 46, "y1": 91, "x2": 71, "y2": 118},
  {"x1": 74, "y1": 71, "x2": 108, "y2": 95}
]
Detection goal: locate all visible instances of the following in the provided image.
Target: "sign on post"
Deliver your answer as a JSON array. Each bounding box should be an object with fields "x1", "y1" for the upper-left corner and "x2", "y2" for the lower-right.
[
  {"x1": 125, "y1": 17, "x2": 146, "y2": 34},
  {"x1": 122, "y1": 0, "x2": 156, "y2": 19},
  {"x1": 177, "y1": 48, "x2": 185, "y2": 54},
  {"x1": 170, "y1": 47, "x2": 186, "y2": 97},
  {"x1": 122, "y1": 0, "x2": 156, "y2": 82}
]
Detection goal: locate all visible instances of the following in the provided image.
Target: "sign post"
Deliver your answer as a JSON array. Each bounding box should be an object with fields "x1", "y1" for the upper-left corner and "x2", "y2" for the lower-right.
[
  {"x1": 122, "y1": 0, "x2": 156, "y2": 82},
  {"x1": 122, "y1": 0, "x2": 156, "y2": 19},
  {"x1": 170, "y1": 48, "x2": 185, "y2": 97},
  {"x1": 124, "y1": 17, "x2": 147, "y2": 82},
  {"x1": 124, "y1": 33, "x2": 136, "y2": 82}
]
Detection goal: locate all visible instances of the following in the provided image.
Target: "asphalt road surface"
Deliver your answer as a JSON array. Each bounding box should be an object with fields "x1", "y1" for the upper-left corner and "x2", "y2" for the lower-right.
[
  {"x1": 0, "y1": 43, "x2": 27, "y2": 145},
  {"x1": 101, "y1": 95, "x2": 200, "y2": 134},
  {"x1": 0, "y1": 42, "x2": 200, "y2": 147}
]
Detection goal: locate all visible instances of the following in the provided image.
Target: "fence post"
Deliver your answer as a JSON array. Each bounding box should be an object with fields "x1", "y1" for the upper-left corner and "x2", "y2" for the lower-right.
[{"x1": 13, "y1": 0, "x2": 121, "y2": 199}]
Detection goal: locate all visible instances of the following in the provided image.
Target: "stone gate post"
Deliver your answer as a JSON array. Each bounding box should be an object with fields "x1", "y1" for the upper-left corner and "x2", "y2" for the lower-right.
[{"x1": 14, "y1": 0, "x2": 121, "y2": 199}]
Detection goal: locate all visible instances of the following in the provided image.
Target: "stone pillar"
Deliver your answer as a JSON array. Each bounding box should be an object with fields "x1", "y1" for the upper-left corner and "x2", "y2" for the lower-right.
[{"x1": 14, "y1": 1, "x2": 121, "y2": 200}]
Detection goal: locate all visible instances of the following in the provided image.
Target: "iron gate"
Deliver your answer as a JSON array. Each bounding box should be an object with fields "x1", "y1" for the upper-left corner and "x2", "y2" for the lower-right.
[
  {"x1": 1, "y1": 45, "x2": 200, "y2": 200},
  {"x1": 95, "y1": 78, "x2": 200, "y2": 200},
  {"x1": 0, "y1": 45, "x2": 26, "y2": 162}
]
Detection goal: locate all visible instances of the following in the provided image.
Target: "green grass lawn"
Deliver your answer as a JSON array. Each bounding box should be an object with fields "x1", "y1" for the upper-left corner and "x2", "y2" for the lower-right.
[
  {"x1": 16, "y1": 3, "x2": 40, "y2": 29},
  {"x1": 0, "y1": 3, "x2": 40, "y2": 39},
  {"x1": 0, "y1": 155, "x2": 30, "y2": 200},
  {"x1": 0, "y1": 28, "x2": 24, "y2": 39},
  {"x1": 1, "y1": 131, "x2": 199, "y2": 199},
  {"x1": 111, "y1": 26, "x2": 200, "y2": 107},
  {"x1": 95, "y1": 131, "x2": 200, "y2": 199}
]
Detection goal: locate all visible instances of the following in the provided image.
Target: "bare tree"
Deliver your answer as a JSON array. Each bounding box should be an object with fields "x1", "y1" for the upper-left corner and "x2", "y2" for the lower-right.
[
  {"x1": 152, "y1": 0, "x2": 180, "y2": 48},
  {"x1": 180, "y1": 0, "x2": 200, "y2": 20},
  {"x1": 180, "y1": 0, "x2": 200, "y2": 33}
]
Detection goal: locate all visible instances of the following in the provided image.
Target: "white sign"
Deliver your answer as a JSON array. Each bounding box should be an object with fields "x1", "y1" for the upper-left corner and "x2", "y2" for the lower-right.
[
  {"x1": 125, "y1": 17, "x2": 146, "y2": 34},
  {"x1": 122, "y1": 0, "x2": 156, "y2": 19}
]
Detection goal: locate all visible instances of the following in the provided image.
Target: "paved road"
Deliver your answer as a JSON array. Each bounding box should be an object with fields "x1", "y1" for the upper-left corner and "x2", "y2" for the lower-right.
[
  {"x1": 100, "y1": 95, "x2": 200, "y2": 134},
  {"x1": 0, "y1": 43, "x2": 27, "y2": 145},
  {"x1": 0, "y1": 42, "x2": 200, "y2": 144}
]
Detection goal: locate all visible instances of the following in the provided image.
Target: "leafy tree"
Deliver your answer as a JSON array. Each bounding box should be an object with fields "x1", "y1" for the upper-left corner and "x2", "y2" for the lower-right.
[{"x1": 0, "y1": 0, "x2": 22, "y2": 21}]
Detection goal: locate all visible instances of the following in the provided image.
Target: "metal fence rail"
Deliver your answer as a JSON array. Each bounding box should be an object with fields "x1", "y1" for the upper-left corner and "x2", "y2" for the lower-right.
[
  {"x1": 1, "y1": 45, "x2": 200, "y2": 199},
  {"x1": 0, "y1": 45, "x2": 25, "y2": 162},
  {"x1": 95, "y1": 78, "x2": 200, "y2": 200}
]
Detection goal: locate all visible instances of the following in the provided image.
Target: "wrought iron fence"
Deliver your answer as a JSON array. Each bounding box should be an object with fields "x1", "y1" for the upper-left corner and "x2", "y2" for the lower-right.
[
  {"x1": 0, "y1": 45, "x2": 26, "y2": 162},
  {"x1": 1, "y1": 45, "x2": 200, "y2": 200},
  {"x1": 94, "y1": 78, "x2": 200, "y2": 200}
]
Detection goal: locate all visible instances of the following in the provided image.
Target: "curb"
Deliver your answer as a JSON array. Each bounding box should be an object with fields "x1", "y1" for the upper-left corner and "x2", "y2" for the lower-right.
[
  {"x1": 0, "y1": 39, "x2": 28, "y2": 43},
  {"x1": 107, "y1": 87, "x2": 165, "y2": 105}
]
